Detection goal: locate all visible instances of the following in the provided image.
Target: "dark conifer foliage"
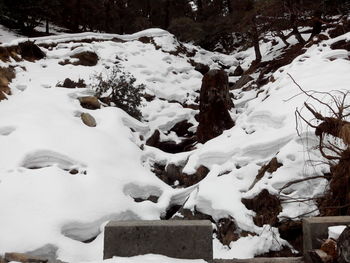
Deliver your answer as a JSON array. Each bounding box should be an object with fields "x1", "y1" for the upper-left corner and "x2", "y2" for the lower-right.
[{"x1": 0, "y1": 0, "x2": 349, "y2": 52}]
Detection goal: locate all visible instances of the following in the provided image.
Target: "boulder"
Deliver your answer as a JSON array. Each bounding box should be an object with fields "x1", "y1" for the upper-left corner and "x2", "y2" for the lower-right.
[
  {"x1": 18, "y1": 41, "x2": 45, "y2": 61},
  {"x1": 71, "y1": 51, "x2": 98, "y2": 66},
  {"x1": 79, "y1": 96, "x2": 101, "y2": 110},
  {"x1": 81, "y1": 113, "x2": 97, "y2": 127},
  {"x1": 197, "y1": 69, "x2": 234, "y2": 143}
]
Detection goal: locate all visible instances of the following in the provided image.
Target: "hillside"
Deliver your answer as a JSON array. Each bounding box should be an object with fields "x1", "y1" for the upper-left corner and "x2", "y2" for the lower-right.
[{"x1": 0, "y1": 24, "x2": 350, "y2": 263}]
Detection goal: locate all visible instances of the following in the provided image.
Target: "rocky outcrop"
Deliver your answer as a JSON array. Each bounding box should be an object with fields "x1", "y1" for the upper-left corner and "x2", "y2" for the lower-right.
[{"x1": 197, "y1": 69, "x2": 234, "y2": 143}]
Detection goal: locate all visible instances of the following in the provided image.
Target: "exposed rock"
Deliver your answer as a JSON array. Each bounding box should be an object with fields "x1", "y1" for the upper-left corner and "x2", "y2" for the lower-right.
[
  {"x1": 242, "y1": 189, "x2": 282, "y2": 227},
  {"x1": 193, "y1": 62, "x2": 210, "y2": 75},
  {"x1": 249, "y1": 157, "x2": 283, "y2": 190},
  {"x1": 337, "y1": 226, "x2": 350, "y2": 263},
  {"x1": 18, "y1": 41, "x2": 45, "y2": 61},
  {"x1": 4, "y1": 252, "x2": 48, "y2": 263},
  {"x1": 320, "y1": 239, "x2": 337, "y2": 260},
  {"x1": 143, "y1": 93, "x2": 156, "y2": 102},
  {"x1": 152, "y1": 163, "x2": 209, "y2": 187},
  {"x1": 133, "y1": 195, "x2": 159, "y2": 203},
  {"x1": 216, "y1": 217, "x2": 239, "y2": 246},
  {"x1": 145, "y1": 129, "x2": 196, "y2": 153},
  {"x1": 0, "y1": 66, "x2": 15, "y2": 101},
  {"x1": 329, "y1": 20, "x2": 350, "y2": 39},
  {"x1": 231, "y1": 65, "x2": 244, "y2": 76},
  {"x1": 81, "y1": 113, "x2": 97, "y2": 127},
  {"x1": 170, "y1": 120, "x2": 194, "y2": 137},
  {"x1": 0, "y1": 46, "x2": 11, "y2": 62},
  {"x1": 71, "y1": 51, "x2": 98, "y2": 66},
  {"x1": 58, "y1": 78, "x2": 86, "y2": 89},
  {"x1": 78, "y1": 96, "x2": 101, "y2": 110},
  {"x1": 197, "y1": 69, "x2": 234, "y2": 143},
  {"x1": 172, "y1": 208, "x2": 238, "y2": 246},
  {"x1": 330, "y1": 39, "x2": 350, "y2": 51}
]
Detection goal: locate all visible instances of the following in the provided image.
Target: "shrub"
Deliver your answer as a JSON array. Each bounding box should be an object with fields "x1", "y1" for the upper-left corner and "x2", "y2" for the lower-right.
[{"x1": 92, "y1": 67, "x2": 145, "y2": 120}]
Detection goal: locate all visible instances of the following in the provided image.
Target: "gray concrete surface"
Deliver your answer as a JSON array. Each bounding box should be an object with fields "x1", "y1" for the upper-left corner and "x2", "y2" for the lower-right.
[
  {"x1": 103, "y1": 220, "x2": 213, "y2": 260},
  {"x1": 213, "y1": 257, "x2": 304, "y2": 263}
]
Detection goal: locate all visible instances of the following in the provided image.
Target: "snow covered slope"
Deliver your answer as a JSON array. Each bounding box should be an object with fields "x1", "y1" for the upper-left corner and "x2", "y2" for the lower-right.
[{"x1": 0, "y1": 28, "x2": 349, "y2": 262}]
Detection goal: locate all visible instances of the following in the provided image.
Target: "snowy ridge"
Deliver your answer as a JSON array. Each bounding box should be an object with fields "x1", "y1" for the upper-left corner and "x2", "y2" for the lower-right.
[{"x1": 0, "y1": 28, "x2": 349, "y2": 262}]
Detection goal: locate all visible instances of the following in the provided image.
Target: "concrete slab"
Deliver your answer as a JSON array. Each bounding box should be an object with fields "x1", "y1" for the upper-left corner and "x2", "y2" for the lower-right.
[{"x1": 103, "y1": 220, "x2": 213, "y2": 260}]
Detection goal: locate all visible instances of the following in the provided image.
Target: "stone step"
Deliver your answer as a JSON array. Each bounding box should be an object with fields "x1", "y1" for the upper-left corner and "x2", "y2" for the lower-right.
[{"x1": 213, "y1": 257, "x2": 304, "y2": 263}]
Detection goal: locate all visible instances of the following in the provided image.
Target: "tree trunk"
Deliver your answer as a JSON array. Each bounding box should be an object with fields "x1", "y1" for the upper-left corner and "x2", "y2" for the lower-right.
[
  {"x1": 290, "y1": 14, "x2": 305, "y2": 44},
  {"x1": 45, "y1": 19, "x2": 49, "y2": 34},
  {"x1": 164, "y1": 0, "x2": 170, "y2": 28},
  {"x1": 251, "y1": 16, "x2": 262, "y2": 62}
]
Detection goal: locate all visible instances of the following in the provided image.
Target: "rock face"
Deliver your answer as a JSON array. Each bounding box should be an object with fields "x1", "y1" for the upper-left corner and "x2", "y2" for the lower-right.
[{"x1": 197, "y1": 69, "x2": 234, "y2": 143}]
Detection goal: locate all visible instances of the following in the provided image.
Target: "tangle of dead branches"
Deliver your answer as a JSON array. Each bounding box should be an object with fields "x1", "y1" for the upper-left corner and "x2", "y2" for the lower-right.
[{"x1": 288, "y1": 73, "x2": 350, "y2": 216}]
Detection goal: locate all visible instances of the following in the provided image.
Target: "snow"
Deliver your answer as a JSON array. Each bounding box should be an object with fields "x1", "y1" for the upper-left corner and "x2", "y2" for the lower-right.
[
  {"x1": 0, "y1": 25, "x2": 22, "y2": 43},
  {"x1": 329, "y1": 225, "x2": 347, "y2": 240},
  {"x1": 0, "y1": 26, "x2": 349, "y2": 262}
]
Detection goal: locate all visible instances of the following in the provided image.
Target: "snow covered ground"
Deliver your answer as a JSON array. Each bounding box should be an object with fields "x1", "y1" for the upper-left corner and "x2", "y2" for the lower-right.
[
  {"x1": 0, "y1": 27, "x2": 349, "y2": 262},
  {"x1": 0, "y1": 25, "x2": 22, "y2": 43}
]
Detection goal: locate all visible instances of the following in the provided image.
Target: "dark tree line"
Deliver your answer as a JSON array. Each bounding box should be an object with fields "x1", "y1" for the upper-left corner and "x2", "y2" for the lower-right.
[{"x1": 0, "y1": 0, "x2": 349, "y2": 55}]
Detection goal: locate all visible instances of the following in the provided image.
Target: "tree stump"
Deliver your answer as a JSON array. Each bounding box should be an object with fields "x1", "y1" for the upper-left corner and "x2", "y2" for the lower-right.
[{"x1": 197, "y1": 69, "x2": 234, "y2": 143}]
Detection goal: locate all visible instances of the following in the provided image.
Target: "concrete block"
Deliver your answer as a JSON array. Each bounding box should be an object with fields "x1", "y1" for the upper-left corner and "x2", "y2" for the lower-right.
[
  {"x1": 303, "y1": 216, "x2": 350, "y2": 261},
  {"x1": 104, "y1": 220, "x2": 213, "y2": 260},
  {"x1": 213, "y1": 258, "x2": 304, "y2": 263}
]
